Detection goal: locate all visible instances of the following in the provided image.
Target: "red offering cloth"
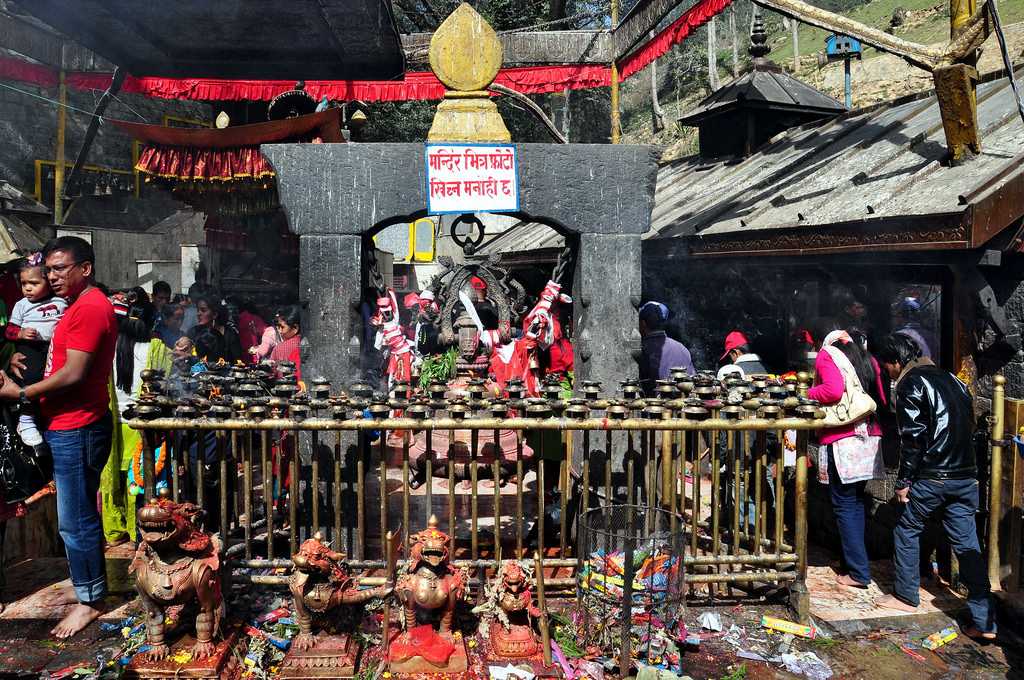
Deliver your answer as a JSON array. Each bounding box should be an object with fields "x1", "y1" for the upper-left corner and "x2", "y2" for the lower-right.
[{"x1": 390, "y1": 625, "x2": 456, "y2": 665}]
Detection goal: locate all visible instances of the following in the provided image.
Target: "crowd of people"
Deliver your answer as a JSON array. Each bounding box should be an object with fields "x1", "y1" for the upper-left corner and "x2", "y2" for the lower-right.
[
  {"x1": 639, "y1": 299, "x2": 996, "y2": 641},
  {"x1": 0, "y1": 239, "x2": 996, "y2": 644},
  {"x1": 0, "y1": 236, "x2": 305, "y2": 638}
]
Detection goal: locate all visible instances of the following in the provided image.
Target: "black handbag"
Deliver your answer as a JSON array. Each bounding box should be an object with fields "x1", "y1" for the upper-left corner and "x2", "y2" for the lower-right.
[{"x1": 0, "y1": 405, "x2": 52, "y2": 505}]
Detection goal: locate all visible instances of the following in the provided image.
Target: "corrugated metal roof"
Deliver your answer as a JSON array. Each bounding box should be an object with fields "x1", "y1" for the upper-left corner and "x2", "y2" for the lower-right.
[
  {"x1": 473, "y1": 70, "x2": 1024, "y2": 256},
  {"x1": 477, "y1": 220, "x2": 566, "y2": 256},
  {"x1": 650, "y1": 69, "x2": 1024, "y2": 243}
]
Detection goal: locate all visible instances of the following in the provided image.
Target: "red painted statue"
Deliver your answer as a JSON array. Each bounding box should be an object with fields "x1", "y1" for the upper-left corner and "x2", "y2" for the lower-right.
[
  {"x1": 388, "y1": 515, "x2": 468, "y2": 673},
  {"x1": 475, "y1": 561, "x2": 542, "y2": 659}
]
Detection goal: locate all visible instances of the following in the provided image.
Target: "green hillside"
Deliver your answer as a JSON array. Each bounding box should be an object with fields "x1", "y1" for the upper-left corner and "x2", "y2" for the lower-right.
[{"x1": 769, "y1": 0, "x2": 1024, "y2": 63}]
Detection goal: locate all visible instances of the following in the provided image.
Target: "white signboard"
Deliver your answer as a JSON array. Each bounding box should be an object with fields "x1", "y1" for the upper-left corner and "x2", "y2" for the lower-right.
[{"x1": 425, "y1": 143, "x2": 519, "y2": 214}]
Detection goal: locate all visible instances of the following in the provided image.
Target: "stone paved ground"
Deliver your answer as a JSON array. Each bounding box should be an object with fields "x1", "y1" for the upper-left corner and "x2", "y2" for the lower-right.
[{"x1": 0, "y1": 547, "x2": 1020, "y2": 678}]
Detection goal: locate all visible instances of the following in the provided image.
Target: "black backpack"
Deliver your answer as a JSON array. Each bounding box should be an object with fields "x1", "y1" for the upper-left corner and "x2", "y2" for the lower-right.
[{"x1": 0, "y1": 405, "x2": 52, "y2": 504}]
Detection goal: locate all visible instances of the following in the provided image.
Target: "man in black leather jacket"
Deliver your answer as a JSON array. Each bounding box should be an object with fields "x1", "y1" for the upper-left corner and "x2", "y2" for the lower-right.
[{"x1": 874, "y1": 333, "x2": 995, "y2": 639}]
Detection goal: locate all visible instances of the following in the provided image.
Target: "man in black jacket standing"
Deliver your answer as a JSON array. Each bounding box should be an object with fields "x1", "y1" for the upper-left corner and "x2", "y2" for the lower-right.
[{"x1": 875, "y1": 333, "x2": 995, "y2": 640}]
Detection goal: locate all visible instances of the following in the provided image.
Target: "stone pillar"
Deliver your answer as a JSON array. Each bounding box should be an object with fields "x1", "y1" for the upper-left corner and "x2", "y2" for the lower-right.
[
  {"x1": 573, "y1": 232, "x2": 641, "y2": 393},
  {"x1": 298, "y1": 233, "x2": 363, "y2": 388},
  {"x1": 573, "y1": 232, "x2": 642, "y2": 492}
]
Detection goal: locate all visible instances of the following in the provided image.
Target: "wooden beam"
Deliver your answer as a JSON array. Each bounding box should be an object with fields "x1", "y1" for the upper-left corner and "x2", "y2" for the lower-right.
[
  {"x1": 752, "y1": 0, "x2": 944, "y2": 70},
  {"x1": 402, "y1": 30, "x2": 612, "y2": 65},
  {"x1": 613, "y1": 0, "x2": 681, "y2": 59}
]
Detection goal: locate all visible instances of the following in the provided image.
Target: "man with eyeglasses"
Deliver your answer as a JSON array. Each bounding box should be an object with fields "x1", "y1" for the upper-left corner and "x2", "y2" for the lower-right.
[{"x1": 0, "y1": 236, "x2": 117, "y2": 639}]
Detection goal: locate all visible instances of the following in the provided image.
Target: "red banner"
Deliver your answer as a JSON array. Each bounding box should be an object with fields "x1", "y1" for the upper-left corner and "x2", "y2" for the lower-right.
[
  {"x1": 0, "y1": 0, "x2": 730, "y2": 104},
  {"x1": 619, "y1": 0, "x2": 735, "y2": 79},
  {"x1": 67, "y1": 64, "x2": 611, "y2": 102}
]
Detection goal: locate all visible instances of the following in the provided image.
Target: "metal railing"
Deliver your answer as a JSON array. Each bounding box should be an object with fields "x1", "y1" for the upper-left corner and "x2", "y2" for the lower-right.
[{"x1": 126, "y1": 379, "x2": 826, "y2": 620}]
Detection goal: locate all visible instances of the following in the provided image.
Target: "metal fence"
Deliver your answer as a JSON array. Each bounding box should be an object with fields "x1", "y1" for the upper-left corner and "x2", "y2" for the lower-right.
[{"x1": 125, "y1": 383, "x2": 826, "y2": 619}]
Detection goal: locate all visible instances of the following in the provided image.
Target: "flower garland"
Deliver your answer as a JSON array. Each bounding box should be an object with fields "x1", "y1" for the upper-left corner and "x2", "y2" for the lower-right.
[{"x1": 128, "y1": 438, "x2": 168, "y2": 496}]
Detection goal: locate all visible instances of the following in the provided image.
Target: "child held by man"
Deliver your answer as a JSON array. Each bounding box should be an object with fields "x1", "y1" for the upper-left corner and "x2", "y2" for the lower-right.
[{"x1": 4, "y1": 254, "x2": 67, "y2": 450}]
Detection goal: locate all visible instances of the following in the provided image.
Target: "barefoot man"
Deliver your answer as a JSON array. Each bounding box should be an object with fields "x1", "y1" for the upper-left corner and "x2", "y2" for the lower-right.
[
  {"x1": 874, "y1": 333, "x2": 996, "y2": 641},
  {"x1": 0, "y1": 236, "x2": 117, "y2": 638}
]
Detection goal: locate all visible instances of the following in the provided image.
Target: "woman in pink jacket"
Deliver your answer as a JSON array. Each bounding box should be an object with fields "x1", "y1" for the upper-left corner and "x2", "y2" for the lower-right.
[{"x1": 809, "y1": 329, "x2": 886, "y2": 588}]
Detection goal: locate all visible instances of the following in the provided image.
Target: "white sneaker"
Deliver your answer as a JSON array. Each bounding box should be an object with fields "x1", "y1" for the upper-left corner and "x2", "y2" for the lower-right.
[{"x1": 17, "y1": 416, "x2": 43, "y2": 447}]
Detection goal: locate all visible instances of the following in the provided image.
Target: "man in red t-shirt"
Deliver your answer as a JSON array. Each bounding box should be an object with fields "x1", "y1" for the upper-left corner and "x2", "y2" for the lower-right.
[{"x1": 0, "y1": 236, "x2": 116, "y2": 639}]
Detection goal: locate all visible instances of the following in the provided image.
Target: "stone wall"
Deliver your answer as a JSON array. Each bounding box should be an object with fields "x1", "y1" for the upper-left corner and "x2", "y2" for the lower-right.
[{"x1": 0, "y1": 76, "x2": 210, "y2": 199}]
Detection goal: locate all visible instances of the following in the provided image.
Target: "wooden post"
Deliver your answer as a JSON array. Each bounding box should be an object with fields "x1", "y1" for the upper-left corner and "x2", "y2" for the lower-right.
[
  {"x1": 54, "y1": 43, "x2": 66, "y2": 224},
  {"x1": 611, "y1": 0, "x2": 621, "y2": 143}
]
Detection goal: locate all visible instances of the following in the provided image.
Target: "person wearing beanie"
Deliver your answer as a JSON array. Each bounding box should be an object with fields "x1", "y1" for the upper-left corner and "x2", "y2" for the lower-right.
[{"x1": 638, "y1": 301, "x2": 694, "y2": 396}]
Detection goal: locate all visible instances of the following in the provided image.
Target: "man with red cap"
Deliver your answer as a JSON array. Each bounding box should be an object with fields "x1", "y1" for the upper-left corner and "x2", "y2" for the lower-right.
[{"x1": 716, "y1": 330, "x2": 767, "y2": 380}]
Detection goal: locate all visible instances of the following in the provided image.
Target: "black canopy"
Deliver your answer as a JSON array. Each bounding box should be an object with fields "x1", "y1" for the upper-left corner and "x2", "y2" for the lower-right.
[{"x1": 21, "y1": 0, "x2": 405, "y2": 80}]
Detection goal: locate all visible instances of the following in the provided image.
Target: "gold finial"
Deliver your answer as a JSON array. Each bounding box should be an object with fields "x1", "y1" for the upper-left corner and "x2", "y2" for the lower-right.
[
  {"x1": 429, "y1": 3, "x2": 502, "y2": 93},
  {"x1": 427, "y1": 3, "x2": 511, "y2": 142},
  {"x1": 427, "y1": 514, "x2": 439, "y2": 529}
]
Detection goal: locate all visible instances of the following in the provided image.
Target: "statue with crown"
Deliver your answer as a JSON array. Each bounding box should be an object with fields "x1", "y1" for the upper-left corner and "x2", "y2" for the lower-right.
[{"x1": 386, "y1": 515, "x2": 469, "y2": 674}]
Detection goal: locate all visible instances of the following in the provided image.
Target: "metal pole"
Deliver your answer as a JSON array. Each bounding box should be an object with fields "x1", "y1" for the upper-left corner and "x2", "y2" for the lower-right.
[
  {"x1": 791, "y1": 429, "x2": 810, "y2": 621},
  {"x1": 989, "y1": 374, "x2": 1006, "y2": 589},
  {"x1": 844, "y1": 57, "x2": 852, "y2": 108}
]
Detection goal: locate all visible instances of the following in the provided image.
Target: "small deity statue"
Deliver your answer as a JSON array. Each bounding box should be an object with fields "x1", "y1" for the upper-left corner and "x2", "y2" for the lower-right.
[
  {"x1": 280, "y1": 533, "x2": 391, "y2": 677},
  {"x1": 290, "y1": 533, "x2": 392, "y2": 650},
  {"x1": 474, "y1": 561, "x2": 542, "y2": 659},
  {"x1": 388, "y1": 515, "x2": 468, "y2": 673},
  {"x1": 130, "y1": 498, "x2": 222, "y2": 660}
]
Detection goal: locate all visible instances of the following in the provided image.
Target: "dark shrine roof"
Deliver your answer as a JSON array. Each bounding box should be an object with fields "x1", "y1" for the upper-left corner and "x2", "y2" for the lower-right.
[
  {"x1": 678, "y1": 58, "x2": 846, "y2": 126},
  {"x1": 20, "y1": 0, "x2": 406, "y2": 80}
]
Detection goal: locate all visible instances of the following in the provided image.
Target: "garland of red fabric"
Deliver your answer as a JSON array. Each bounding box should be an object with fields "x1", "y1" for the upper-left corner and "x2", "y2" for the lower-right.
[
  {"x1": 0, "y1": 0, "x2": 728, "y2": 103},
  {"x1": 67, "y1": 64, "x2": 611, "y2": 102},
  {"x1": 619, "y1": 0, "x2": 735, "y2": 79}
]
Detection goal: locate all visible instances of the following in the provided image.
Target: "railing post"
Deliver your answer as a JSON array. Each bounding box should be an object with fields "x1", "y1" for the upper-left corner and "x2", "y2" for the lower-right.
[
  {"x1": 790, "y1": 429, "x2": 810, "y2": 622},
  {"x1": 142, "y1": 429, "x2": 157, "y2": 502},
  {"x1": 989, "y1": 374, "x2": 1006, "y2": 590}
]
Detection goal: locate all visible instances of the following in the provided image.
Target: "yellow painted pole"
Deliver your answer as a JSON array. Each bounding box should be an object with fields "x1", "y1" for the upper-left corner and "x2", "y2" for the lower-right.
[
  {"x1": 54, "y1": 53, "x2": 67, "y2": 224},
  {"x1": 989, "y1": 374, "x2": 1005, "y2": 590},
  {"x1": 610, "y1": 0, "x2": 620, "y2": 143}
]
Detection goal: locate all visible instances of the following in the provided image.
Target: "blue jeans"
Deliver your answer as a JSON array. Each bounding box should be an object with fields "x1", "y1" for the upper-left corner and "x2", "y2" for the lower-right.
[
  {"x1": 827, "y1": 445, "x2": 872, "y2": 585},
  {"x1": 45, "y1": 412, "x2": 113, "y2": 603},
  {"x1": 894, "y1": 478, "x2": 995, "y2": 633}
]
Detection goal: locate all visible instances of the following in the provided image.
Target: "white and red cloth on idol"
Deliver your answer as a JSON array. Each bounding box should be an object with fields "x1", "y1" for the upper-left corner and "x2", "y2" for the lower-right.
[
  {"x1": 483, "y1": 280, "x2": 570, "y2": 396},
  {"x1": 372, "y1": 289, "x2": 412, "y2": 385}
]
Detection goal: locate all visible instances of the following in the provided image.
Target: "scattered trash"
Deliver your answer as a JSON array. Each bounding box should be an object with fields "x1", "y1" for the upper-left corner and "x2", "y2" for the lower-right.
[
  {"x1": 489, "y1": 664, "x2": 535, "y2": 680},
  {"x1": 761, "y1": 616, "x2": 816, "y2": 639},
  {"x1": 921, "y1": 627, "x2": 957, "y2": 650},
  {"x1": 781, "y1": 651, "x2": 833, "y2": 680},
  {"x1": 698, "y1": 612, "x2": 723, "y2": 632},
  {"x1": 575, "y1": 660, "x2": 605, "y2": 680},
  {"x1": 899, "y1": 645, "x2": 927, "y2": 662},
  {"x1": 736, "y1": 650, "x2": 768, "y2": 662}
]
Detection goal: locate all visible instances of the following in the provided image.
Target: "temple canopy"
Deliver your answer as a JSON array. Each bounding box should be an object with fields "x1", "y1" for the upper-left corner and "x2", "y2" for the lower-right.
[{"x1": 19, "y1": 0, "x2": 406, "y2": 80}]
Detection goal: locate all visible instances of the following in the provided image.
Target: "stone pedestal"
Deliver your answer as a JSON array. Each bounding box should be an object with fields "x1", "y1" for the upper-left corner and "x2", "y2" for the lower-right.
[
  {"x1": 279, "y1": 634, "x2": 361, "y2": 679},
  {"x1": 124, "y1": 629, "x2": 241, "y2": 680}
]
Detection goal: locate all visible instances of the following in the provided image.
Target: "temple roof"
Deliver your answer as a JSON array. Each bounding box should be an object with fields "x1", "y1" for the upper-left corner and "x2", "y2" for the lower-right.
[
  {"x1": 679, "y1": 11, "x2": 844, "y2": 126},
  {"x1": 677, "y1": 61, "x2": 847, "y2": 125},
  {"x1": 18, "y1": 0, "x2": 405, "y2": 80}
]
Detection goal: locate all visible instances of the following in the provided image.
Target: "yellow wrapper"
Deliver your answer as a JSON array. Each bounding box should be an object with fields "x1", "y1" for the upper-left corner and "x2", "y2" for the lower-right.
[{"x1": 760, "y1": 615, "x2": 817, "y2": 639}]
